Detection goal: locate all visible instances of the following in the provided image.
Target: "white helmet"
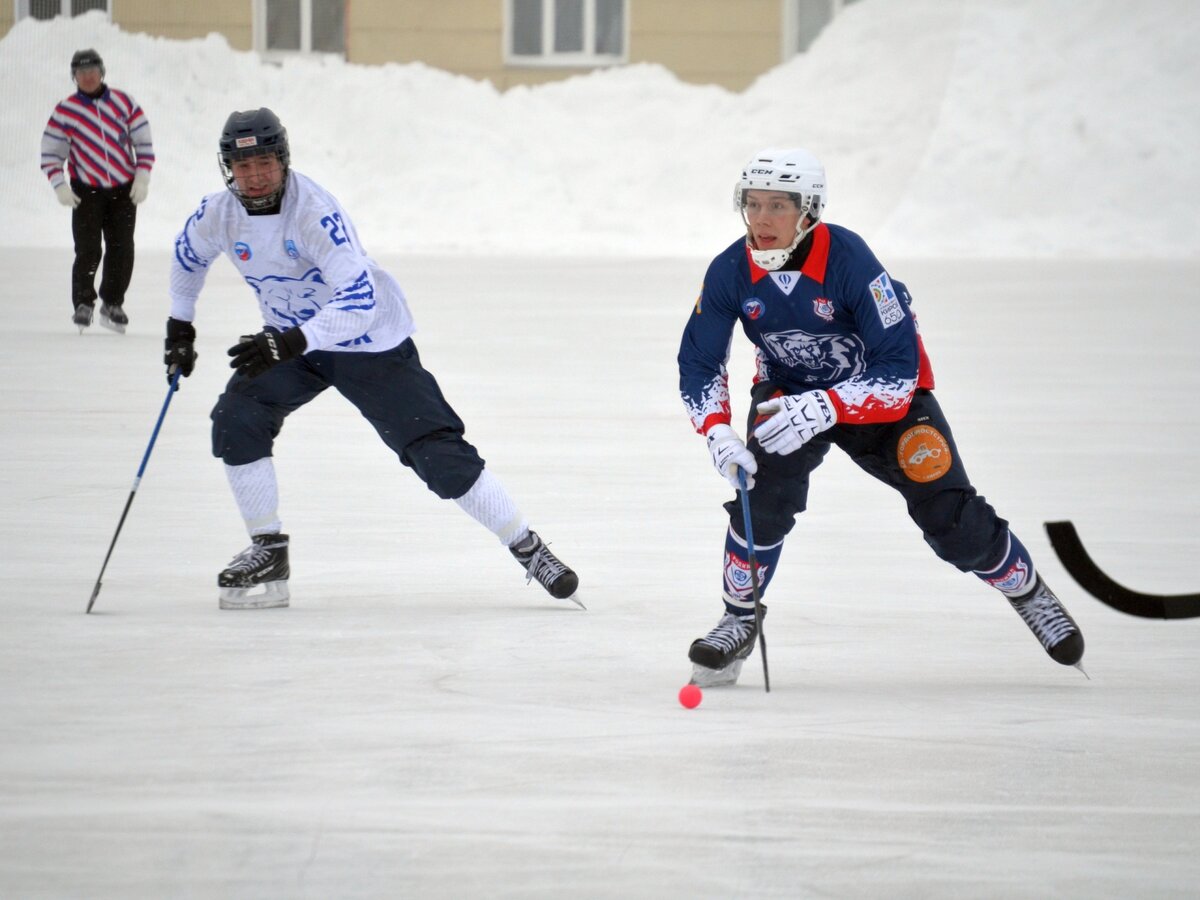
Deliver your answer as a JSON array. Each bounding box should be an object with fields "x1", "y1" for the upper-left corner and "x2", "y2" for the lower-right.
[{"x1": 735, "y1": 148, "x2": 827, "y2": 270}]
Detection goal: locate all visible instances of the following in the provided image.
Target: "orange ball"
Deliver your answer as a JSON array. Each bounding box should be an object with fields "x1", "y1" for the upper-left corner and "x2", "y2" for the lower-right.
[{"x1": 678, "y1": 683, "x2": 703, "y2": 709}]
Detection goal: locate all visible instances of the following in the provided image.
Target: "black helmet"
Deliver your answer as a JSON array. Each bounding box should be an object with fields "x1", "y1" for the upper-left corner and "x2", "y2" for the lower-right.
[
  {"x1": 218, "y1": 108, "x2": 291, "y2": 210},
  {"x1": 70, "y1": 48, "x2": 105, "y2": 80}
]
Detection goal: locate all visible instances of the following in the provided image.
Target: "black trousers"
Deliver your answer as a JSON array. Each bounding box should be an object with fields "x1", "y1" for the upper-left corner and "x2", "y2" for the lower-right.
[
  {"x1": 211, "y1": 338, "x2": 486, "y2": 501},
  {"x1": 730, "y1": 384, "x2": 1010, "y2": 574},
  {"x1": 70, "y1": 179, "x2": 136, "y2": 311}
]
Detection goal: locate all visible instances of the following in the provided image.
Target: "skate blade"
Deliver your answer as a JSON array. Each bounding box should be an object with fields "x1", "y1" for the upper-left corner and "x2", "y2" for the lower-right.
[
  {"x1": 689, "y1": 658, "x2": 744, "y2": 688},
  {"x1": 219, "y1": 580, "x2": 289, "y2": 610},
  {"x1": 97, "y1": 313, "x2": 126, "y2": 334}
]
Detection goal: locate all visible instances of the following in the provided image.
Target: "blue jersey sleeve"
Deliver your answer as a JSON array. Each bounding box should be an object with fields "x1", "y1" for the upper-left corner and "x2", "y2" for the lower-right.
[{"x1": 678, "y1": 251, "x2": 742, "y2": 434}]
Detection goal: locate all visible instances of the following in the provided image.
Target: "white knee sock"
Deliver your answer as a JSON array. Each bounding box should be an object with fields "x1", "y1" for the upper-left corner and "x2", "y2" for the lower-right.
[
  {"x1": 225, "y1": 459, "x2": 282, "y2": 536},
  {"x1": 454, "y1": 469, "x2": 528, "y2": 546}
]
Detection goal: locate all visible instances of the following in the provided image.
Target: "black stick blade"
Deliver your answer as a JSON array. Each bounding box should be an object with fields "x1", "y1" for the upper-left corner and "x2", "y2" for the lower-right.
[{"x1": 1044, "y1": 521, "x2": 1200, "y2": 619}]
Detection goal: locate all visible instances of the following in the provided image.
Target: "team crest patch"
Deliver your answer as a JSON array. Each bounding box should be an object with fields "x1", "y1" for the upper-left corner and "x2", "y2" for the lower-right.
[
  {"x1": 234, "y1": 241, "x2": 252, "y2": 261},
  {"x1": 724, "y1": 551, "x2": 768, "y2": 597},
  {"x1": 986, "y1": 559, "x2": 1031, "y2": 594},
  {"x1": 869, "y1": 271, "x2": 904, "y2": 328},
  {"x1": 742, "y1": 298, "x2": 766, "y2": 320},
  {"x1": 284, "y1": 239, "x2": 299, "y2": 258},
  {"x1": 813, "y1": 296, "x2": 834, "y2": 322},
  {"x1": 897, "y1": 424, "x2": 952, "y2": 482}
]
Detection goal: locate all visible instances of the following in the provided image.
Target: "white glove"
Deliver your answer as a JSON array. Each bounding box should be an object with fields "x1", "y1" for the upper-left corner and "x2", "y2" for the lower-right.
[
  {"x1": 706, "y1": 423, "x2": 758, "y2": 490},
  {"x1": 55, "y1": 183, "x2": 80, "y2": 208},
  {"x1": 130, "y1": 171, "x2": 150, "y2": 205},
  {"x1": 753, "y1": 390, "x2": 837, "y2": 455}
]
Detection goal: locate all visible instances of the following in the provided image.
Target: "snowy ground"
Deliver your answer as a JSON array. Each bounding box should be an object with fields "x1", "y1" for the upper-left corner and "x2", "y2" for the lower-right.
[{"x1": 2, "y1": 248, "x2": 1198, "y2": 897}]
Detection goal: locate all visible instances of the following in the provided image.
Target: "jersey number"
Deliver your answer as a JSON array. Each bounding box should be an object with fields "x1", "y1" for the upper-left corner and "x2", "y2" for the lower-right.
[{"x1": 320, "y1": 212, "x2": 349, "y2": 247}]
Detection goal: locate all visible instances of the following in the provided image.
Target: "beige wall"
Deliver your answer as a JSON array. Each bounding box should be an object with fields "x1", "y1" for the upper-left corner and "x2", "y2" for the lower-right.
[
  {"x1": 115, "y1": 0, "x2": 252, "y2": 49},
  {"x1": 346, "y1": 0, "x2": 574, "y2": 91},
  {"x1": 0, "y1": 6, "x2": 12, "y2": 35},
  {"x1": 350, "y1": 0, "x2": 506, "y2": 80},
  {"x1": 632, "y1": 0, "x2": 782, "y2": 91},
  {"x1": 347, "y1": 0, "x2": 784, "y2": 91}
]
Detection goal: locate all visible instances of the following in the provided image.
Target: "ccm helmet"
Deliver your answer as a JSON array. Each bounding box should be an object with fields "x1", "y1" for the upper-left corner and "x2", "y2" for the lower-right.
[
  {"x1": 70, "y1": 48, "x2": 105, "y2": 80},
  {"x1": 735, "y1": 148, "x2": 827, "y2": 270},
  {"x1": 218, "y1": 108, "x2": 291, "y2": 210}
]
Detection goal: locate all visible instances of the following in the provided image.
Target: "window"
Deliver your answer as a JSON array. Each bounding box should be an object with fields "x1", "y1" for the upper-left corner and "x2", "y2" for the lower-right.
[
  {"x1": 507, "y1": 0, "x2": 627, "y2": 66},
  {"x1": 17, "y1": 0, "x2": 109, "y2": 20},
  {"x1": 783, "y1": 0, "x2": 863, "y2": 56},
  {"x1": 255, "y1": 0, "x2": 345, "y2": 56}
]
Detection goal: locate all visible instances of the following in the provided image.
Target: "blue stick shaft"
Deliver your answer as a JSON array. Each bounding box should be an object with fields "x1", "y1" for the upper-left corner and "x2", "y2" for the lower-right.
[
  {"x1": 737, "y1": 467, "x2": 770, "y2": 692},
  {"x1": 87, "y1": 370, "x2": 183, "y2": 613}
]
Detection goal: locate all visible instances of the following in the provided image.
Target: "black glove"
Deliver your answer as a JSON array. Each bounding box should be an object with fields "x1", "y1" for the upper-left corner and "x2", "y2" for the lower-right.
[
  {"x1": 164, "y1": 317, "x2": 198, "y2": 385},
  {"x1": 227, "y1": 328, "x2": 307, "y2": 378}
]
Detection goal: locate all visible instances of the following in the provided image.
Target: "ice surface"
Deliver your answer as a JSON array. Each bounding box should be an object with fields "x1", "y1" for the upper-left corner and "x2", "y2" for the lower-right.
[{"x1": 2, "y1": 249, "x2": 1198, "y2": 897}]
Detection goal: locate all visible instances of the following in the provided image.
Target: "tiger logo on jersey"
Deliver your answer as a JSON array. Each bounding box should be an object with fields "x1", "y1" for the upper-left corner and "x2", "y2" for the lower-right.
[
  {"x1": 245, "y1": 266, "x2": 327, "y2": 328},
  {"x1": 761, "y1": 328, "x2": 864, "y2": 381}
]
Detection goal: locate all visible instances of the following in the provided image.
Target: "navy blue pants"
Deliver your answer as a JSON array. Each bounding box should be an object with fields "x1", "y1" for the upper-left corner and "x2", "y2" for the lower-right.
[
  {"x1": 729, "y1": 384, "x2": 1009, "y2": 573},
  {"x1": 211, "y1": 338, "x2": 485, "y2": 500}
]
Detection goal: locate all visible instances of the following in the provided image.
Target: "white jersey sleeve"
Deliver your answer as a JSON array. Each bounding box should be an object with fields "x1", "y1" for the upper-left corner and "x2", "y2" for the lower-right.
[
  {"x1": 168, "y1": 193, "x2": 228, "y2": 322},
  {"x1": 167, "y1": 172, "x2": 415, "y2": 352}
]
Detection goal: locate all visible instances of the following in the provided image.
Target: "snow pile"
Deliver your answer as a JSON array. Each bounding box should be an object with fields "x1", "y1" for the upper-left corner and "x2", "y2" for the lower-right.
[{"x1": 0, "y1": 0, "x2": 1196, "y2": 258}]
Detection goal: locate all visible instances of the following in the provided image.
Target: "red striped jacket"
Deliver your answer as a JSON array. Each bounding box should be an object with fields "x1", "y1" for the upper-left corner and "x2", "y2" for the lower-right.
[{"x1": 40, "y1": 86, "x2": 154, "y2": 189}]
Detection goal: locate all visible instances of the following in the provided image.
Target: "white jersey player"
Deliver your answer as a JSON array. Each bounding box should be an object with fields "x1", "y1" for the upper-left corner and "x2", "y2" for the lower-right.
[{"x1": 164, "y1": 108, "x2": 580, "y2": 611}]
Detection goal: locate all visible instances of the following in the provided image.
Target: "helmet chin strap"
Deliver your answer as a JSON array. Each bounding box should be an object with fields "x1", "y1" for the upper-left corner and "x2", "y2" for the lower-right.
[{"x1": 747, "y1": 216, "x2": 817, "y2": 272}]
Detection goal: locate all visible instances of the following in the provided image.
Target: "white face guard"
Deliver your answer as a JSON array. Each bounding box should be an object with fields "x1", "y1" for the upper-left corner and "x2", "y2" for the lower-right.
[
  {"x1": 734, "y1": 148, "x2": 827, "y2": 271},
  {"x1": 737, "y1": 190, "x2": 821, "y2": 271}
]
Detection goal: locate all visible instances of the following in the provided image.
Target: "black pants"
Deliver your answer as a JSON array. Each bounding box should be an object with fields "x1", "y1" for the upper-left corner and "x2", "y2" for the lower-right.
[
  {"x1": 730, "y1": 384, "x2": 1010, "y2": 574},
  {"x1": 211, "y1": 338, "x2": 486, "y2": 501},
  {"x1": 70, "y1": 179, "x2": 136, "y2": 311}
]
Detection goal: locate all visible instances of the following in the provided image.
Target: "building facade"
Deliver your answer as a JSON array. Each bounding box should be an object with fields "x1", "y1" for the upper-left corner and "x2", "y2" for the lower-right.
[{"x1": 5, "y1": 0, "x2": 856, "y2": 91}]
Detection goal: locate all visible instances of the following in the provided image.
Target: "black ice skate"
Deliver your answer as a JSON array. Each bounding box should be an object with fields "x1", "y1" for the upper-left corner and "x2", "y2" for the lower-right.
[
  {"x1": 73, "y1": 303, "x2": 93, "y2": 332},
  {"x1": 98, "y1": 303, "x2": 128, "y2": 334},
  {"x1": 1009, "y1": 577, "x2": 1084, "y2": 667},
  {"x1": 510, "y1": 530, "x2": 583, "y2": 608},
  {"x1": 688, "y1": 610, "x2": 761, "y2": 687},
  {"x1": 218, "y1": 533, "x2": 290, "y2": 610}
]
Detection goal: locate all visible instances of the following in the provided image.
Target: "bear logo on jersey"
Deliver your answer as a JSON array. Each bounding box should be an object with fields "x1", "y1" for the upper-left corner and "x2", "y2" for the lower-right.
[
  {"x1": 761, "y1": 328, "x2": 864, "y2": 381},
  {"x1": 245, "y1": 266, "x2": 327, "y2": 328}
]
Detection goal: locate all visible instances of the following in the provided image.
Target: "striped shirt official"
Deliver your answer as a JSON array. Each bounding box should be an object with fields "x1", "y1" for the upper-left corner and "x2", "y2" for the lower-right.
[{"x1": 41, "y1": 86, "x2": 154, "y2": 189}]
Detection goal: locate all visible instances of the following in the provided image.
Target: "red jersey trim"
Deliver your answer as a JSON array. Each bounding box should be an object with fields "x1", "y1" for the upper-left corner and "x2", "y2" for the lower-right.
[{"x1": 746, "y1": 223, "x2": 831, "y2": 285}]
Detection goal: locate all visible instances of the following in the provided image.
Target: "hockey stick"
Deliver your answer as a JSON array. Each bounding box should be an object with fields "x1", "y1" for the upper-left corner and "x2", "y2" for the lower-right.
[
  {"x1": 1044, "y1": 520, "x2": 1200, "y2": 619},
  {"x1": 87, "y1": 370, "x2": 183, "y2": 613},
  {"x1": 737, "y1": 467, "x2": 770, "y2": 692}
]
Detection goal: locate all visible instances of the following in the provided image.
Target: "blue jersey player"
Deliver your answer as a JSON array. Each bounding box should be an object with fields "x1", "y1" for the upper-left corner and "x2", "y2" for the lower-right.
[
  {"x1": 679, "y1": 148, "x2": 1083, "y2": 686},
  {"x1": 163, "y1": 108, "x2": 579, "y2": 610}
]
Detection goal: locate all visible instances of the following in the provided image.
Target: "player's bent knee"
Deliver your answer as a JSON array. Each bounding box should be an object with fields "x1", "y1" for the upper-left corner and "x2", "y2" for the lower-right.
[
  {"x1": 210, "y1": 392, "x2": 280, "y2": 465},
  {"x1": 402, "y1": 430, "x2": 485, "y2": 500},
  {"x1": 916, "y1": 489, "x2": 1006, "y2": 571}
]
